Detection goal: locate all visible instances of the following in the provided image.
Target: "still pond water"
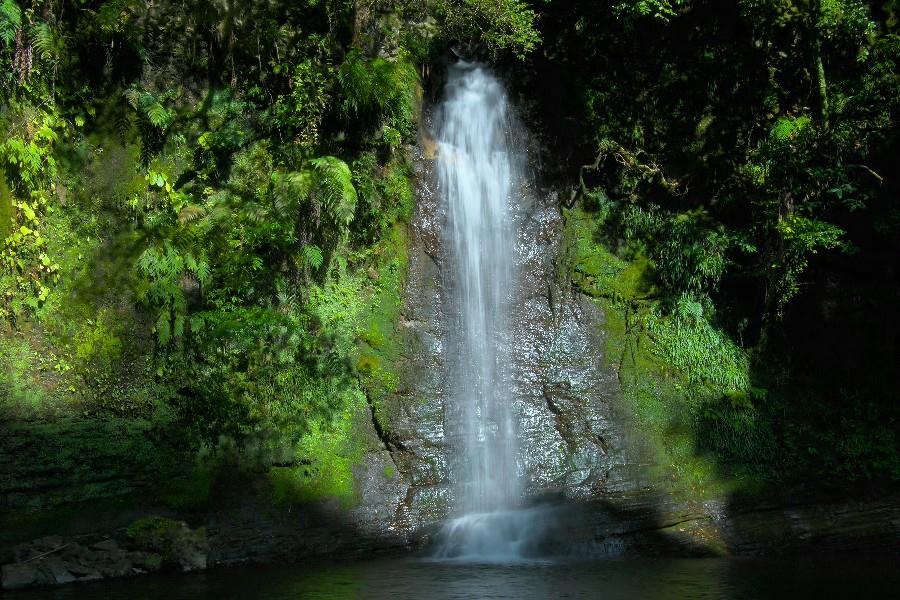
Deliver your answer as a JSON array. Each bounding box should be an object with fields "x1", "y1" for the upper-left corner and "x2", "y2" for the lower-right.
[{"x1": 6, "y1": 556, "x2": 900, "y2": 599}]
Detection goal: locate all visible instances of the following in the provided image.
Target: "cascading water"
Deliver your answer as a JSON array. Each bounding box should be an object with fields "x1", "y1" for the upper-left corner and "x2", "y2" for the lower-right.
[{"x1": 432, "y1": 62, "x2": 535, "y2": 561}]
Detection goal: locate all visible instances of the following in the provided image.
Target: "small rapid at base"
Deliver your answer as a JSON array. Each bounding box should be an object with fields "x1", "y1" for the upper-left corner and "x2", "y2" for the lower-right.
[{"x1": 430, "y1": 507, "x2": 560, "y2": 563}]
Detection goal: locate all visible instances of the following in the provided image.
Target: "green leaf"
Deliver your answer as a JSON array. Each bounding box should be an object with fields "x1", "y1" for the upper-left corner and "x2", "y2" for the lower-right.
[
  {"x1": 156, "y1": 312, "x2": 171, "y2": 345},
  {"x1": 0, "y1": 0, "x2": 22, "y2": 47},
  {"x1": 302, "y1": 245, "x2": 324, "y2": 270}
]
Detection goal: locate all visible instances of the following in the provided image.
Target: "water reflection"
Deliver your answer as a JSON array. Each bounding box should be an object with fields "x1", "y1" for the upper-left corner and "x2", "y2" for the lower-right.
[{"x1": 7, "y1": 556, "x2": 900, "y2": 599}]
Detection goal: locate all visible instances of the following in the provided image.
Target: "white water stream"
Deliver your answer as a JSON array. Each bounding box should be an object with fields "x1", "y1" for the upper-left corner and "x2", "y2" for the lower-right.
[{"x1": 433, "y1": 62, "x2": 531, "y2": 560}]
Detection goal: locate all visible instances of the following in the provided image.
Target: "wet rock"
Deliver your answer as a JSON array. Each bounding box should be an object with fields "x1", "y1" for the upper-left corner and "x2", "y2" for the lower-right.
[
  {"x1": 91, "y1": 539, "x2": 119, "y2": 552},
  {"x1": 43, "y1": 557, "x2": 77, "y2": 584},
  {"x1": 127, "y1": 516, "x2": 208, "y2": 572},
  {"x1": 66, "y1": 562, "x2": 102, "y2": 578},
  {"x1": 2, "y1": 562, "x2": 38, "y2": 590}
]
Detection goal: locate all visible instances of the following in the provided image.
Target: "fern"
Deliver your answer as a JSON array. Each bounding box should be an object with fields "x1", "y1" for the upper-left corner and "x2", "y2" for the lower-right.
[
  {"x1": 136, "y1": 241, "x2": 210, "y2": 344},
  {"x1": 146, "y1": 103, "x2": 172, "y2": 128},
  {"x1": 0, "y1": 0, "x2": 21, "y2": 47},
  {"x1": 30, "y1": 22, "x2": 56, "y2": 62},
  {"x1": 270, "y1": 158, "x2": 356, "y2": 232},
  {"x1": 337, "y1": 51, "x2": 371, "y2": 117},
  {"x1": 124, "y1": 86, "x2": 173, "y2": 130},
  {"x1": 271, "y1": 170, "x2": 313, "y2": 216},
  {"x1": 123, "y1": 87, "x2": 142, "y2": 109},
  {"x1": 301, "y1": 245, "x2": 324, "y2": 270},
  {"x1": 338, "y1": 51, "x2": 419, "y2": 135},
  {"x1": 178, "y1": 204, "x2": 206, "y2": 225},
  {"x1": 309, "y1": 156, "x2": 357, "y2": 228}
]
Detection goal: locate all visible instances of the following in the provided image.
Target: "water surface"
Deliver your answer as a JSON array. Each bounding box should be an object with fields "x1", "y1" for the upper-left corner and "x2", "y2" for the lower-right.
[{"x1": 7, "y1": 556, "x2": 899, "y2": 599}]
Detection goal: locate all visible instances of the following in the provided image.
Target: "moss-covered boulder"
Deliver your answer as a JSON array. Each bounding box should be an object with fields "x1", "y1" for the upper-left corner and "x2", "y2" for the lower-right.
[{"x1": 126, "y1": 516, "x2": 207, "y2": 572}]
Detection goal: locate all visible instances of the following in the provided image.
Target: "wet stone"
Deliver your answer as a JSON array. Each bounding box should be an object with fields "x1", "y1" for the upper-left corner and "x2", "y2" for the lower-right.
[{"x1": 1, "y1": 563, "x2": 39, "y2": 590}]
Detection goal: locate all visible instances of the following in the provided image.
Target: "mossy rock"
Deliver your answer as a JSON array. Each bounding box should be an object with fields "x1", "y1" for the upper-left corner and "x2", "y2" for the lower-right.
[{"x1": 126, "y1": 516, "x2": 207, "y2": 572}]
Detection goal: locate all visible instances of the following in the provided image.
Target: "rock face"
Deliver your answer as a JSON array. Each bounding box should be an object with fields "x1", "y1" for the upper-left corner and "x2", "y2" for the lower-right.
[
  {"x1": 323, "y1": 98, "x2": 900, "y2": 560},
  {"x1": 356, "y1": 103, "x2": 656, "y2": 538}
]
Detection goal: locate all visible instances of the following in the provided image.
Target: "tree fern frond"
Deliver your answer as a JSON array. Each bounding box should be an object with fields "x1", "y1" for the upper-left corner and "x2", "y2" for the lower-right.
[
  {"x1": 301, "y1": 244, "x2": 324, "y2": 270},
  {"x1": 271, "y1": 170, "x2": 313, "y2": 215},
  {"x1": 124, "y1": 87, "x2": 141, "y2": 109},
  {"x1": 337, "y1": 51, "x2": 372, "y2": 117},
  {"x1": 173, "y1": 314, "x2": 185, "y2": 339},
  {"x1": 146, "y1": 102, "x2": 172, "y2": 129},
  {"x1": 156, "y1": 312, "x2": 171, "y2": 345},
  {"x1": 195, "y1": 258, "x2": 211, "y2": 286},
  {"x1": 309, "y1": 156, "x2": 357, "y2": 227},
  {"x1": 178, "y1": 204, "x2": 206, "y2": 224},
  {"x1": 30, "y1": 22, "x2": 57, "y2": 61},
  {"x1": 0, "y1": 0, "x2": 21, "y2": 47},
  {"x1": 199, "y1": 197, "x2": 233, "y2": 230}
]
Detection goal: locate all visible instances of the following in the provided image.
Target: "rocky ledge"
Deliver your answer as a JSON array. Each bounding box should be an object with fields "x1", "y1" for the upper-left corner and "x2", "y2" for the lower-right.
[{"x1": 1, "y1": 517, "x2": 207, "y2": 591}]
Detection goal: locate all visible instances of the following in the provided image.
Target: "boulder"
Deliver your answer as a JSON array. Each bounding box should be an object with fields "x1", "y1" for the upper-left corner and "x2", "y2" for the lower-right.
[
  {"x1": 1, "y1": 563, "x2": 39, "y2": 590},
  {"x1": 43, "y1": 558, "x2": 76, "y2": 585},
  {"x1": 126, "y1": 516, "x2": 208, "y2": 572}
]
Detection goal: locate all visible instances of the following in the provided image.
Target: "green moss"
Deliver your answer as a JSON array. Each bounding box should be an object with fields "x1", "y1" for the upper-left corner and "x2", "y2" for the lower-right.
[
  {"x1": 126, "y1": 516, "x2": 183, "y2": 547},
  {"x1": 126, "y1": 516, "x2": 205, "y2": 566},
  {"x1": 0, "y1": 335, "x2": 47, "y2": 415},
  {"x1": 562, "y1": 206, "x2": 761, "y2": 497},
  {"x1": 268, "y1": 406, "x2": 364, "y2": 508},
  {"x1": 139, "y1": 553, "x2": 164, "y2": 570},
  {"x1": 353, "y1": 222, "x2": 410, "y2": 439}
]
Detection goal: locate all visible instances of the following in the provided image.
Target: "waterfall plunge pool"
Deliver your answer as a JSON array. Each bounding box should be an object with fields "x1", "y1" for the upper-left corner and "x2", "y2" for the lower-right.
[{"x1": 5, "y1": 556, "x2": 898, "y2": 599}]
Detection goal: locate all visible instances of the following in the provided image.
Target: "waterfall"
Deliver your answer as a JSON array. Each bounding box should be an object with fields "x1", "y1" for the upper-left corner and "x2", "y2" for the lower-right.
[{"x1": 432, "y1": 62, "x2": 529, "y2": 560}]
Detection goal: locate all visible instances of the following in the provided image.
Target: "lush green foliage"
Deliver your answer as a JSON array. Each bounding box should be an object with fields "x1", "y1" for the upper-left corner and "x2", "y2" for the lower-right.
[
  {"x1": 0, "y1": 0, "x2": 455, "y2": 514},
  {"x1": 432, "y1": 0, "x2": 541, "y2": 58},
  {"x1": 538, "y1": 0, "x2": 900, "y2": 483}
]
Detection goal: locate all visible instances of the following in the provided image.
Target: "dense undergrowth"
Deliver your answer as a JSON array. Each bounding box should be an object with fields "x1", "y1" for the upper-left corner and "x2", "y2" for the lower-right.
[
  {"x1": 0, "y1": 0, "x2": 542, "y2": 523},
  {"x1": 543, "y1": 1, "x2": 900, "y2": 489}
]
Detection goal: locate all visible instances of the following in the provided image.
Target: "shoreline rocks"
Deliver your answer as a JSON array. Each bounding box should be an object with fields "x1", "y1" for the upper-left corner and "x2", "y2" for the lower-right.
[{"x1": 1, "y1": 518, "x2": 207, "y2": 591}]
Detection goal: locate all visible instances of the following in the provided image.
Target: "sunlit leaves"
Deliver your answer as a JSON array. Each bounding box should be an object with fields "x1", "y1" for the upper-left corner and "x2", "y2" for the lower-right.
[
  {"x1": 770, "y1": 215, "x2": 844, "y2": 310},
  {"x1": 613, "y1": 0, "x2": 683, "y2": 21},
  {"x1": 770, "y1": 115, "x2": 812, "y2": 143},
  {"x1": 432, "y1": 0, "x2": 541, "y2": 59}
]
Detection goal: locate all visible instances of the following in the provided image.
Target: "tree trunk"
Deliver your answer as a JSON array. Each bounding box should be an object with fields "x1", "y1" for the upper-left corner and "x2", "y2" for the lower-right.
[{"x1": 811, "y1": 0, "x2": 829, "y2": 125}]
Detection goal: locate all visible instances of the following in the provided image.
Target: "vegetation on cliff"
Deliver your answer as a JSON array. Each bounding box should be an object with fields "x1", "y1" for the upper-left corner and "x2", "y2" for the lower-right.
[
  {"x1": 541, "y1": 1, "x2": 900, "y2": 486},
  {"x1": 0, "y1": 0, "x2": 538, "y2": 519},
  {"x1": 1, "y1": 0, "x2": 898, "y2": 532}
]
